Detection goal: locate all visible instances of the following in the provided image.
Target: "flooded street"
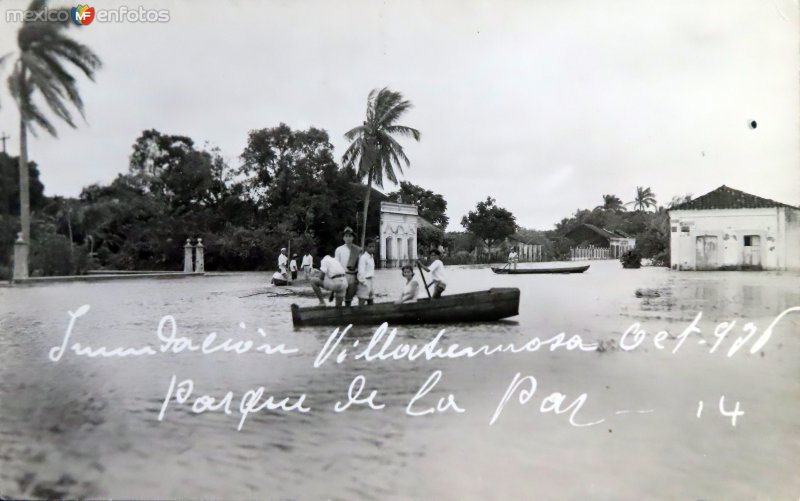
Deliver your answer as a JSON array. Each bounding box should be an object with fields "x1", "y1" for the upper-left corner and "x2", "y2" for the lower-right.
[{"x1": 1, "y1": 260, "x2": 799, "y2": 499}]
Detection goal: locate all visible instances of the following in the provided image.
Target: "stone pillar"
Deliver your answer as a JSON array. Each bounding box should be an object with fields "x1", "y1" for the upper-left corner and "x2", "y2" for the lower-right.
[
  {"x1": 13, "y1": 233, "x2": 29, "y2": 281},
  {"x1": 398, "y1": 236, "x2": 406, "y2": 264},
  {"x1": 195, "y1": 238, "x2": 205, "y2": 273},
  {"x1": 184, "y1": 239, "x2": 193, "y2": 273}
]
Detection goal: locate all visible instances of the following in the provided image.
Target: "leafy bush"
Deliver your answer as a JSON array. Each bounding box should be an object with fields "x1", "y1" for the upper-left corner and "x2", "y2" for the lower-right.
[
  {"x1": 620, "y1": 249, "x2": 642, "y2": 269},
  {"x1": 30, "y1": 232, "x2": 89, "y2": 276}
]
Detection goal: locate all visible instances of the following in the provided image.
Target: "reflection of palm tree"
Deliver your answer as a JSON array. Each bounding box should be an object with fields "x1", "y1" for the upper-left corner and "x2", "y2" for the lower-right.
[
  {"x1": 596, "y1": 194, "x2": 625, "y2": 211},
  {"x1": 342, "y1": 88, "x2": 420, "y2": 247},
  {"x1": 629, "y1": 186, "x2": 657, "y2": 211},
  {"x1": 7, "y1": 0, "x2": 102, "y2": 274}
]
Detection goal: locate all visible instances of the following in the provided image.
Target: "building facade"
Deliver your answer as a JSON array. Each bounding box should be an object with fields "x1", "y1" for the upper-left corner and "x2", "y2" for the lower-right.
[
  {"x1": 564, "y1": 223, "x2": 636, "y2": 258},
  {"x1": 669, "y1": 185, "x2": 800, "y2": 271},
  {"x1": 379, "y1": 202, "x2": 418, "y2": 268}
]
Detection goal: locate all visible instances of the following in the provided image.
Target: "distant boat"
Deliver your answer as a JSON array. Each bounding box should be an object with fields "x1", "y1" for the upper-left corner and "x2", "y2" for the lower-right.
[
  {"x1": 291, "y1": 288, "x2": 520, "y2": 326},
  {"x1": 491, "y1": 264, "x2": 590, "y2": 275}
]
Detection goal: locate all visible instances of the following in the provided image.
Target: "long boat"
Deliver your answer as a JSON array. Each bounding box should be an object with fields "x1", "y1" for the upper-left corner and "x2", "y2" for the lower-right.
[
  {"x1": 491, "y1": 264, "x2": 590, "y2": 275},
  {"x1": 291, "y1": 288, "x2": 520, "y2": 327}
]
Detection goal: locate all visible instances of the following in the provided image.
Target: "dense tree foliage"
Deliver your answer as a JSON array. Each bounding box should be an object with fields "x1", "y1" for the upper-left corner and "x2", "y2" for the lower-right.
[
  {"x1": 0, "y1": 153, "x2": 45, "y2": 216},
  {"x1": 0, "y1": 125, "x2": 393, "y2": 278},
  {"x1": 461, "y1": 197, "x2": 517, "y2": 249},
  {"x1": 387, "y1": 181, "x2": 448, "y2": 229}
]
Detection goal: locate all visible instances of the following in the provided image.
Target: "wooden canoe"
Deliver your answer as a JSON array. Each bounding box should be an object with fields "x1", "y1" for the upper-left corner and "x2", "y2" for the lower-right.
[
  {"x1": 291, "y1": 288, "x2": 520, "y2": 327},
  {"x1": 491, "y1": 264, "x2": 590, "y2": 274}
]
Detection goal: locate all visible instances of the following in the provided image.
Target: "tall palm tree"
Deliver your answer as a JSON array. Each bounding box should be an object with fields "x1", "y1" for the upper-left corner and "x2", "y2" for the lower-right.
[
  {"x1": 342, "y1": 88, "x2": 420, "y2": 247},
  {"x1": 7, "y1": 0, "x2": 101, "y2": 257},
  {"x1": 630, "y1": 186, "x2": 657, "y2": 211},
  {"x1": 596, "y1": 194, "x2": 625, "y2": 211}
]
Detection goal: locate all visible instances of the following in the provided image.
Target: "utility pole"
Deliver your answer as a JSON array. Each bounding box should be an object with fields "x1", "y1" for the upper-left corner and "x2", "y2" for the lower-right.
[{"x1": 0, "y1": 132, "x2": 9, "y2": 154}]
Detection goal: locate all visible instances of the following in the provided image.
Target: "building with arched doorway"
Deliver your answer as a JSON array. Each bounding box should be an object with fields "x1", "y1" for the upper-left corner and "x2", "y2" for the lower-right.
[{"x1": 379, "y1": 201, "x2": 419, "y2": 267}]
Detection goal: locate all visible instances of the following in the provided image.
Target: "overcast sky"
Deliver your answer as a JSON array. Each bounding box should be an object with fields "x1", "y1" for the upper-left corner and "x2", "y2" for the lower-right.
[{"x1": 0, "y1": 0, "x2": 798, "y2": 230}]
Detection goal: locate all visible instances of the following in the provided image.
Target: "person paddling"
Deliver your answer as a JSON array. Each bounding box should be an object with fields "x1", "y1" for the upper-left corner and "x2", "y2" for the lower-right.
[{"x1": 417, "y1": 249, "x2": 447, "y2": 298}]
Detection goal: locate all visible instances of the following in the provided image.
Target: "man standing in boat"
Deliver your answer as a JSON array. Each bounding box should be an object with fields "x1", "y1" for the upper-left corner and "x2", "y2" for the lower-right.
[
  {"x1": 278, "y1": 247, "x2": 289, "y2": 278},
  {"x1": 335, "y1": 227, "x2": 362, "y2": 307},
  {"x1": 508, "y1": 247, "x2": 519, "y2": 270},
  {"x1": 308, "y1": 249, "x2": 348, "y2": 308},
  {"x1": 417, "y1": 249, "x2": 447, "y2": 298},
  {"x1": 356, "y1": 240, "x2": 376, "y2": 305}
]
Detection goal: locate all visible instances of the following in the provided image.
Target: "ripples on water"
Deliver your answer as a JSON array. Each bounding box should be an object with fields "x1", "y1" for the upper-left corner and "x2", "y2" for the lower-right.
[{"x1": 0, "y1": 261, "x2": 798, "y2": 499}]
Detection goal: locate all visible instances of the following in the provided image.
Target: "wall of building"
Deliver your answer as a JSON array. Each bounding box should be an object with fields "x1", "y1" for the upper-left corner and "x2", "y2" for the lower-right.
[
  {"x1": 782, "y1": 207, "x2": 800, "y2": 270},
  {"x1": 379, "y1": 202, "x2": 418, "y2": 268},
  {"x1": 669, "y1": 208, "x2": 800, "y2": 270}
]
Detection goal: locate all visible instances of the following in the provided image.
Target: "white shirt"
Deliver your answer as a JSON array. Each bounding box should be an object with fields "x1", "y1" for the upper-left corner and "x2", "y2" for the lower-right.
[
  {"x1": 429, "y1": 259, "x2": 447, "y2": 284},
  {"x1": 357, "y1": 252, "x2": 375, "y2": 283},
  {"x1": 508, "y1": 251, "x2": 519, "y2": 262},
  {"x1": 301, "y1": 254, "x2": 313, "y2": 268},
  {"x1": 320, "y1": 255, "x2": 346, "y2": 277},
  {"x1": 334, "y1": 244, "x2": 351, "y2": 269},
  {"x1": 278, "y1": 253, "x2": 288, "y2": 271},
  {"x1": 290, "y1": 259, "x2": 298, "y2": 271}
]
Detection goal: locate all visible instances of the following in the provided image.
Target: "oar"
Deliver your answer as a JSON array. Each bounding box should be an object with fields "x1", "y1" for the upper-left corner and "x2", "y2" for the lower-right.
[{"x1": 416, "y1": 261, "x2": 432, "y2": 299}]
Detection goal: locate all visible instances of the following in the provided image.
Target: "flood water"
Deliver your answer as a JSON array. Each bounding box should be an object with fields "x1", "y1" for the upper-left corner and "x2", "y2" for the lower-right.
[{"x1": 1, "y1": 260, "x2": 798, "y2": 499}]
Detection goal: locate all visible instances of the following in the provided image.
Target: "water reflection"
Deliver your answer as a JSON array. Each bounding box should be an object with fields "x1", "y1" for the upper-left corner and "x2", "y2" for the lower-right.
[{"x1": 0, "y1": 261, "x2": 798, "y2": 499}]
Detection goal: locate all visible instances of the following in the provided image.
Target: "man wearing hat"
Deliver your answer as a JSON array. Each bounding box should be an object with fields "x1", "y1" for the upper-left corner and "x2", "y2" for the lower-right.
[
  {"x1": 334, "y1": 226, "x2": 362, "y2": 307},
  {"x1": 278, "y1": 247, "x2": 289, "y2": 278}
]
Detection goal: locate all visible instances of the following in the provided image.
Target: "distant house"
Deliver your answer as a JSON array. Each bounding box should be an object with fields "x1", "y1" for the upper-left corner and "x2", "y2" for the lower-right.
[
  {"x1": 668, "y1": 185, "x2": 800, "y2": 270},
  {"x1": 507, "y1": 233, "x2": 548, "y2": 261},
  {"x1": 564, "y1": 223, "x2": 636, "y2": 258}
]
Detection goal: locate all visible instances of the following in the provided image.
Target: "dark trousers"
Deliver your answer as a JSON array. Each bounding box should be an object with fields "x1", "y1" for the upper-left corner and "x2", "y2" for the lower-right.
[{"x1": 345, "y1": 273, "x2": 358, "y2": 304}]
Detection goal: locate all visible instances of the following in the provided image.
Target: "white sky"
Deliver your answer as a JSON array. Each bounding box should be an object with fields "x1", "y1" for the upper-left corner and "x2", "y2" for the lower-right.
[{"x1": 0, "y1": 0, "x2": 798, "y2": 230}]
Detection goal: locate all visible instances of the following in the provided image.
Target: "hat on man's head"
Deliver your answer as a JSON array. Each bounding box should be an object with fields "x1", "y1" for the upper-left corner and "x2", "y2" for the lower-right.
[
  {"x1": 342, "y1": 226, "x2": 355, "y2": 236},
  {"x1": 281, "y1": 247, "x2": 287, "y2": 251}
]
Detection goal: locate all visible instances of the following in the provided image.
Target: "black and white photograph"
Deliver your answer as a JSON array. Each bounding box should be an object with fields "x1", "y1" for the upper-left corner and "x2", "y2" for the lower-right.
[{"x1": 0, "y1": 0, "x2": 799, "y2": 499}]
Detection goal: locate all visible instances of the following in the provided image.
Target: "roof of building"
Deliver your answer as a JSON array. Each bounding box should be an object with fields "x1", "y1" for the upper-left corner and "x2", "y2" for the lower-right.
[
  {"x1": 508, "y1": 233, "x2": 549, "y2": 245},
  {"x1": 566, "y1": 223, "x2": 625, "y2": 241},
  {"x1": 670, "y1": 185, "x2": 798, "y2": 211},
  {"x1": 417, "y1": 216, "x2": 444, "y2": 232}
]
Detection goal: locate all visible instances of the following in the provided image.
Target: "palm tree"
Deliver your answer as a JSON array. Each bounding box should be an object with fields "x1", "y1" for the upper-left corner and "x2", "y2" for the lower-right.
[
  {"x1": 342, "y1": 88, "x2": 420, "y2": 247},
  {"x1": 596, "y1": 194, "x2": 625, "y2": 211},
  {"x1": 7, "y1": 0, "x2": 101, "y2": 269},
  {"x1": 630, "y1": 186, "x2": 657, "y2": 211}
]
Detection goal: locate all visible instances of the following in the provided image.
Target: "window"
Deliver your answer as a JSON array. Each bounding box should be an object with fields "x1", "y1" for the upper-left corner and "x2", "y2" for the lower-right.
[{"x1": 681, "y1": 225, "x2": 690, "y2": 233}]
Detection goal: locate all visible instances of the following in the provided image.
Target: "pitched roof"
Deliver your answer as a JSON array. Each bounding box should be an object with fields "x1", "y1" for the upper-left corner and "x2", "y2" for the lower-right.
[
  {"x1": 568, "y1": 223, "x2": 623, "y2": 240},
  {"x1": 671, "y1": 185, "x2": 798, "y2": 211},
  {"x1": 509, "y1": 233, "x2": 549, "y2": 245},
  {"x1": 417, "y1": 216, "x2": 444, "y2": 232}
]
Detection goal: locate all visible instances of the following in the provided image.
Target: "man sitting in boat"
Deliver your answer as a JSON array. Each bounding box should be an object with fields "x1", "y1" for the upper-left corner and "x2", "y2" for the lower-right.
[
  {"x1": 308, "y1": 251, "x2": 348, "y2": 307},
  {"x1": 395, "y1": 265, "x2": 419, "y2": 304},
  {"x1": 417, "y1": 249, "x2": 447, "y2": 298},
  {"x1": 271, "y1": 271, "x2": 289, "y2": 286}
]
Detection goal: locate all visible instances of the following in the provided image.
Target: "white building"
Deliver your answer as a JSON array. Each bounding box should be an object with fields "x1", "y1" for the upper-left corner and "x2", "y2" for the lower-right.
[
  {"x1": 669, "y1": 185, "x2": 800, "y2": 271},
  {"x1": 379, "y1": 201, "x2": 418, "y2": 267}
]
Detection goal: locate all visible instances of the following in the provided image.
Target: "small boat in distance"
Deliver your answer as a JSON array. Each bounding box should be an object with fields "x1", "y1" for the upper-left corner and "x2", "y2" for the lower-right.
[
  {"x1": 291, "y1": 288, "x2": 520, "y2": 327},
  {"x1": 491, "y1": 264, "x2": 590, "y2": 275}
]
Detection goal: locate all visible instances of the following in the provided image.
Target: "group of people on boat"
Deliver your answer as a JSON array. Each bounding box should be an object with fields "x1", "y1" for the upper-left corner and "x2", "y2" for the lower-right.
[
  {"x1": 271, "y1": 248, "x2": 311, "y2": 285},
  {"x1": 280, "y1": 226, "x2": 448, "y2": 308}
]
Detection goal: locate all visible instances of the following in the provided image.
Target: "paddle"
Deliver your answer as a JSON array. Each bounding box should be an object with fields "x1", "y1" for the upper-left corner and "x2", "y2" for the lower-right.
[{"x1": 416, "y1": 261, "x2": 432, "y2": 299}]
